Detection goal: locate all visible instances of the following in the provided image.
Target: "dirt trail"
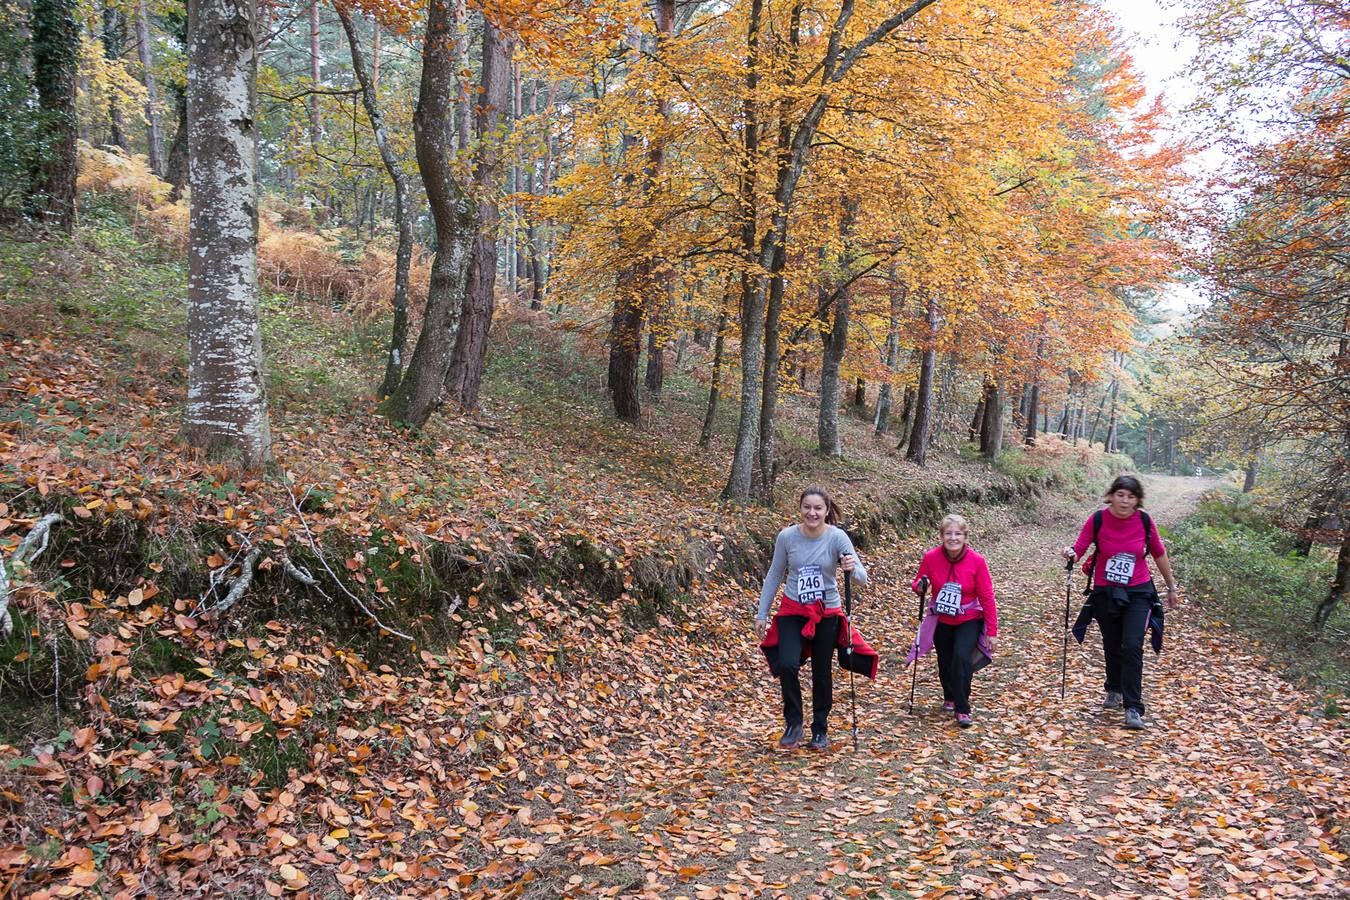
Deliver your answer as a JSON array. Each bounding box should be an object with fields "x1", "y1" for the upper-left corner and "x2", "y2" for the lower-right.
[{"x1": 539, "y1": 475, "x2": 1348, "y2": 899}]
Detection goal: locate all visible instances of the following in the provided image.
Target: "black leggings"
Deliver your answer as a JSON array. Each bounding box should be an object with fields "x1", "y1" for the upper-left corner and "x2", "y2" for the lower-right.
[
  {"x1": 933, "y1": 618, "x2": 984, "y2": 715},
  {"x1": 1093, "y1": 588, "x2": 1154, "y2": 714},
  {"x1": 775, "y1": 615, "x2": 841, "y2": 735}
]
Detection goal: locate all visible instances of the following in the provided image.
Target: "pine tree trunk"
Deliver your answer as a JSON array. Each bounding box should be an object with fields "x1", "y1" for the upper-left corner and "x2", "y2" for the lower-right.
[
  {"x1": 906, "y1": 293, "x2": 938, "y2": 466},
  {"x1": 336, "y1": 5, "x2": 413, "y2": 401},
  {"x1": 445, "y1": 21, "x2": 512, "y2": 411},
  {"x1": 380, "y1": 0, "x2": 477, "y2": 428},
  {"x1": 134, "y1": 0, "x2": 164, "y2": 175},
  {"x1": 184, "y1": 0, "x2": 270, "y2": 466},
  {"x1": 308, "y1": 0, "x2": 321, "y2": 149},
  {"x1": 29, "y1": 0, "x2": 79, "y2": 231}
]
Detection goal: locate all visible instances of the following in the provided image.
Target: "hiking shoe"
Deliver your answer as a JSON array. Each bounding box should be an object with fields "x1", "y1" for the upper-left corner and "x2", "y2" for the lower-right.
[
  {"x1": 808, "y1": 731, "x2": 829, "y2": 751},
  {"x1": 778, "y1": 723, "x2": 804, "y2": 749},
  {"x1": 1103, "y1": 691, "x2": 1123, "y2": 710},
  {"x1": 956, "y1": 713, "x2": 973, "y2": 728},
  {"x1": 943, "y1": 700, "x2": 956, "y2": 713},
  {"x1": 1123, "y1": 709, "x2": 1147, "y2": 730}
]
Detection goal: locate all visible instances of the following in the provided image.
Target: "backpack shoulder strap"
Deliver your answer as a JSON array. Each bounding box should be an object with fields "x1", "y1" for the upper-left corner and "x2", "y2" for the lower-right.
[{"x1": 1141, "y1": 510, "x2": 1153, "y2": 554}]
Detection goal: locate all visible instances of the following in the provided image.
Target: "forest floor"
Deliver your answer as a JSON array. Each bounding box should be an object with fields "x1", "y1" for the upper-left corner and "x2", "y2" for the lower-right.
[
  {"x1": 507, "y1": 474, "x2": 1349, "y2": 899},
  {"x1": 2, "y1": 221, "x2": 1347, "y2": 899}
]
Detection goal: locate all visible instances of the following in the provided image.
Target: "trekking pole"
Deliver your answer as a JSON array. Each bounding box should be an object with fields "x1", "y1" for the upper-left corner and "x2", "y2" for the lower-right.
[
  {"x1": 1061, "y1": 557, "x2": 1074, "y2": 700},
  {"x1": 909, "y1": 577, "x2": 929, "y2": 715},
  {"x1": 843, "y1": 563, "x2": 858, "y2": 752}
]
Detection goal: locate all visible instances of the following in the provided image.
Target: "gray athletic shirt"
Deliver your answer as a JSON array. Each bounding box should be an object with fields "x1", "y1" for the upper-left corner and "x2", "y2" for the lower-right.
[{"x1": 756, "y1": 525, "x2": 869, "y2": 619}]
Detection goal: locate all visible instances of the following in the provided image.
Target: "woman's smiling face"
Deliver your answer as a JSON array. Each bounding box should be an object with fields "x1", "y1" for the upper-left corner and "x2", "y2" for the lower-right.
[
  {"x1": 941, "y1": 524, "x2": 967, "y2": 554},
  {"x1": 799, "y1": 493, "x2": 828, "y2": 530}
]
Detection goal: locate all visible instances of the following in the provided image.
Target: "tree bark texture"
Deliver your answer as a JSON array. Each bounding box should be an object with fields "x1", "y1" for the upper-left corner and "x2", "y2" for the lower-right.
[
  {"x1": 446, "y1": 19, "x2": 512, "y2": 410},
  {"x1": 700, "y1": 302, "x2": 729, "y2": 448},
  {"x1": 874, "y1": 295, "x2": 900, "y2": 435},
  {"x1": 29, "y1": 0, "x2": 79, "y2": 231},
  {"x1": 184, "y1": 0, "x2": 271, "y2": 467},
  {"x1": 381, "y1": 0, "x2": 477, "y2": 428},
  {"x1": 336, "y1": 5, "x2": 413, "y2": 401}
]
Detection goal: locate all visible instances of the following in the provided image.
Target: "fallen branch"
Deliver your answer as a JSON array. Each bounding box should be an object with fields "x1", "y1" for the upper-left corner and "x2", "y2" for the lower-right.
[
  {"x1": 211, "y1": 549, "x2": 261, "y2": 615},
  {"x1": 0, "y1": 513, "x2": 64, "y2": 639},
  {"x1": 286, "y1": 487, "x2": 413, "y2": 641}
]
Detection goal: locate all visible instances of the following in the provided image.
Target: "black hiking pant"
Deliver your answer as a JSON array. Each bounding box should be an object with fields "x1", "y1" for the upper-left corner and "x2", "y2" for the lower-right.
[
  {"x1": 776, "y1": 614, "x2": 841, "y2": 736},
  {"x1": 934, "y1": 618, "x2": 984, "y2": 715},
  {"x1": 1092, "y1": 587, "x2": 1155, "y2": 715}
]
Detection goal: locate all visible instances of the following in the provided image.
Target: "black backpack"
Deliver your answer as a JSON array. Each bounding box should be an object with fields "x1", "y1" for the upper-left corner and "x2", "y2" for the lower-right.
[{"x1": 1084, "y1": 508, "x2": 1153, "y2": 593}]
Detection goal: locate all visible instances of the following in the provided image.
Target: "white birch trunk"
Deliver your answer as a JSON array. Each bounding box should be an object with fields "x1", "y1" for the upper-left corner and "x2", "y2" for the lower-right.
[{"x1": 184, "y1": 0, "x2": 271, "y2": 468}]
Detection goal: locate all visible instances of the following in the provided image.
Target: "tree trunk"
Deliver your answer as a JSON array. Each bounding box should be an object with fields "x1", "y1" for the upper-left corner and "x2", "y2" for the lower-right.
[
  {"x1": 530, "y1": 82, "x2": 555, "y2": 311},
  {"x1": 102, "y1": 3, "x2": 129, "y2": 150},
  {"x1": 336, "y1": 5, "x2": 414, "y2": 401},
  {"x1": 724, "y1": 0, "x2": 768, "y2": 499},
  {"x1": 645, "y1": 306, "x2": 666, "y2": 399},
  {"x1": 874, "y1": 291, "x2": 900, "y2": 435},
  {"x1": 452, "y1": 0, "x2": 471, "y2": 153},
  {"x1": 979, "y1": 377, "x2": 1003, "y2": 460},
  {"x1": 700, "y1": 301, "x2": 730, "y2": 448},
  {"x1": 905, "y1": 293, "x2": 938, "y2": 466},
  {"x1": 895, "y1": 385, "x2": 915, "y2": 452},
  {"x1": 29, "y1": 0, "x2": 79, "y2": 231},
  {"x1": 968, "y1": 399, "x2": 985, "y2": 444},
  {"x1": 134, "y1": 0, "x2": 164, "y2": 175},
  {"x1": 757, "y1": 252, "x2": 785, "y2": 500},
  {"x1": 1243, "y1": 455, "x2": 1259, "y2": 492},
  {"x1": 1145, "y1": 424, "x2": 1155, "y2": 469},
  {"x1": 817, "y1": 288, "x2": 850, "y2": 457},
  {"x1": 1104, "y1": 373, "x2": 1121, "y2": 452},
  {"x1": 1313, "y1": 524, "x2": 1348, "y2": 632},
  {"x1": 380, "y1": 0, "x2": 477, "y2": 428},
  {"x1": 183, "y1": 0, "x2": 270, "y2": 467},
  {"x1": 1024, "y1": 379, "x2": 1039, "y2": 446},
  {"x1": 308, "y1": 0, "x2": 321, "y2": 149},
  {"x1": 445, "y1": 20, "x2": 513, "y2": 411}
]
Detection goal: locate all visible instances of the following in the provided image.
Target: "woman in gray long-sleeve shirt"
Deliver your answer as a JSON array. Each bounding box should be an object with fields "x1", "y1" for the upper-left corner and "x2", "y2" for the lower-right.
[{"x1": 755, "y1": 485, "x2": 868, "y2": 751}]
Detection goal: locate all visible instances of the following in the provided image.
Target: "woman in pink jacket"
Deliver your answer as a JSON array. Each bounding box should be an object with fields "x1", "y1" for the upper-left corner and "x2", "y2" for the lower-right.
[{"x1": 910, "y1": 514, "x2": 998, "y2": 727}]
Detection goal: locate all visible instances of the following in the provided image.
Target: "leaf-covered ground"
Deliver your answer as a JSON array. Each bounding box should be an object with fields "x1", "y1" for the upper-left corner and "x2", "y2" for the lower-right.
[
  {"x1": 2, "y1": 229, "x2": 1347, "y2": 898},
  {"x1": 491, "y1": 477, "x2": 1349, "y2": 899}
]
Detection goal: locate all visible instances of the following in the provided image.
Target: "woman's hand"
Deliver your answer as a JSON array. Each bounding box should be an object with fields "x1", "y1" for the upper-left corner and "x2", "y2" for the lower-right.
[
  {"x1": 755, "y1": 617, "x2": 769, "y2": 640},
  {"x1": 986, "y1": 635, "x2": 999, "y2": 653},
  {"x1": 1164, "y1": 584, "x2": 1183, "y2": 610},
  {"x1": 840, "y1": 553, "x2": 857, "y2": 574},
  {"x1": 1061, "y1": 546, "x2": 1076, "y2": 562}
]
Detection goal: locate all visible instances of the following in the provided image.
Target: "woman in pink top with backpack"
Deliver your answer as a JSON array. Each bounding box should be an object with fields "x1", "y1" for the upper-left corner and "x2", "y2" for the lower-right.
[
  {"x1": 1062, "y1": 475, "x2": 1182, "y2": 730},
  {"x1": 909, "y1": 514, "x2": 997, "y2": 727}
]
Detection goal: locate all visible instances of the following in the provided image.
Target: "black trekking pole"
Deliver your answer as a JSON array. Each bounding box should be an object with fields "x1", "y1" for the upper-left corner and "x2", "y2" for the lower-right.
[
  {"x1": 908, "y1": 577, "x2": 929, "y2": 715},
  {"x1": 1061, "y1": 557, "x2": 1074, "y2": 700},
  {"x1": 843, "y1": 565, "x2": 858, "y2": 752}
]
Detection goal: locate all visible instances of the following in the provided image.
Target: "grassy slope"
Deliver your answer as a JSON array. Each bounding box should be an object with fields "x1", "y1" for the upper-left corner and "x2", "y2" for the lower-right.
[{"x1": 0, "y1": 209, "x2": 1134, "y2": 897}]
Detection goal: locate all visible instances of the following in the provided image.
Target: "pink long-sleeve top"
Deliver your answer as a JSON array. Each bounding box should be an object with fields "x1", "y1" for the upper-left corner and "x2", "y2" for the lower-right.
[
  {"x1": 1071, "y1": 508, "x2": 1167, "y2": 588},
  {"x1": 910, "y1": 546, "x2": 998, "y2": 636}
]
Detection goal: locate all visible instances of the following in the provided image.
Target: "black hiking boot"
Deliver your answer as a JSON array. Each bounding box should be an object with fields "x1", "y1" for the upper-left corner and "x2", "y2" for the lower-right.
[
  {"x1": 808, "y1": 730, "x2": 829, "y2": 751},
  {"x1": 778, "y1": 723, "x2": 804, "y2": 749}
]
